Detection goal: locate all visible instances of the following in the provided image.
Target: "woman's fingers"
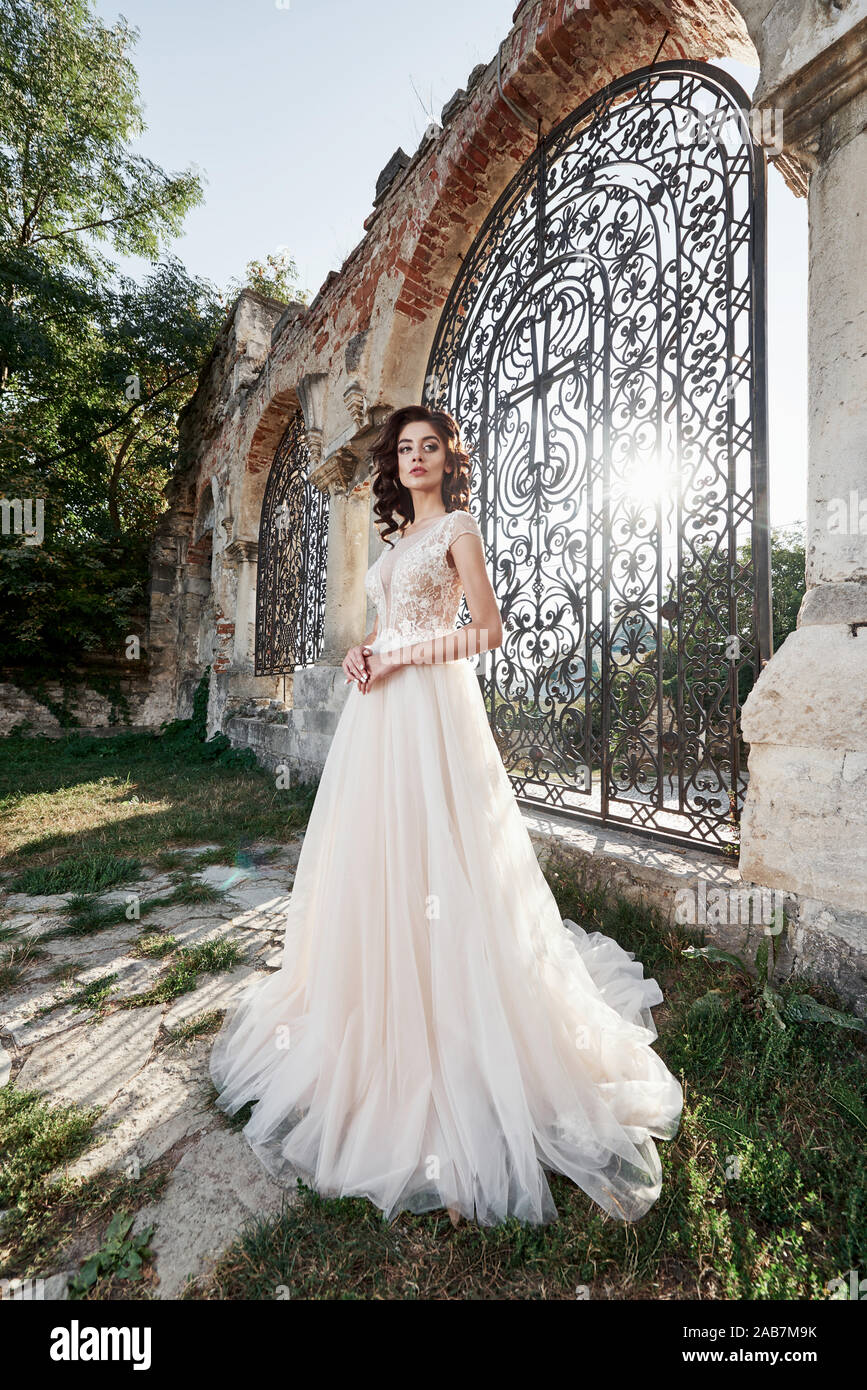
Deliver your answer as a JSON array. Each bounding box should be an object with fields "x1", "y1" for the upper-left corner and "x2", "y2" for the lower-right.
[{"x1": 343, "y1": 647, "x2": 370, "y2": 683}]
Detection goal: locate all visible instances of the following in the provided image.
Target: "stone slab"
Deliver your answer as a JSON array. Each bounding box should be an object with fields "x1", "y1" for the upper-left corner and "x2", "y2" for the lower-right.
[
  {"x1": 15, "y1": 1007, "x2": 164, "y2": 1110},
  {"x1": 56, "y1": 1038, "x2": 219, "y2": 1181},
  {"x1": 130, "y1": 1127, "x2": 290, "y2": 1299}
]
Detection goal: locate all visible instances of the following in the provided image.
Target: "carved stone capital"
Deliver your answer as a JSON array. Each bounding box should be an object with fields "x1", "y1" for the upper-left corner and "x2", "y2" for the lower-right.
[
  {"x1": 304, "y1": 426, "x2": 324, "y2": 469},
  {"x1": 295, "y1": 371, "x2": 329, "y2": 436},
  {"x1": 310, "y1": 446, "x2": 360, "y2": 495},
  {"x1": 224, "y1": 539, "x2": 259, "y2": 566},
  {"x1": 343, "y1": 380, "x2": 367, "y2": 428},
  {"x1": 753, "y1": 12, "x2": 867, "y2": 164}
]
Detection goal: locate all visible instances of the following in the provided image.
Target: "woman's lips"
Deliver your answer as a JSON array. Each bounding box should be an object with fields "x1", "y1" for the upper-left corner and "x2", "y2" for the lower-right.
[{"x1": 410, "y1": 467, "x2": 426, "y2": 475}]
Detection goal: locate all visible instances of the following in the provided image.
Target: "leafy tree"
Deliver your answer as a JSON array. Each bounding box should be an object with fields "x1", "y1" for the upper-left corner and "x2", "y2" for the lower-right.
[
  {"x1": 8, "y1": 257, "x2": 225, "y2": 541},
  {"x1": 657, "y1": 523, "x2": 805, "y2": 714},
  {"x1": 765, "y1": 523, "x2": 806, "y2": 655},
  {"x1": 0, "y1": 0, "x2": 224, "y2": 672},
  {"x1": 604, "y1": 525, "x2": 806, "y2": 786},
  {"x1": 0, "y1": 0, "x2": 203, "y2": 389},
  {"x1": 224, "y1": 249, "x2": 309, "y2": 308}
]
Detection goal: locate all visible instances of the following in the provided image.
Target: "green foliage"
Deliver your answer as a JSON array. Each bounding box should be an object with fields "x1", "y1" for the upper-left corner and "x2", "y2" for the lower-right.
[
  {"x1": 157, "y1": 671, "x2": 259, "y2": 772},
  {"x1": 67, "y1": 1211, "x2": 154, "y2": 1296},
  {"x1": 68, "y1": 971, "x2": 117, "y2": 1015},
  {"x1": 162, "y1": 1008, "x2": 223, "y2": 1048},
  {"x1": 682, "y1": 942, "x2": 867, "y2": 1034},
  {"x1": 0, "y1": 0, "x2": 222, "y2": 674},
  {"x1": 0, "y1": 1081, "x2": 166, "y2": 1282},
  {"x1": 117, "y1": 937, "x2": 244, "y2": 1008},
  {"x1": 191, "y1": 668, "x2": 209, "y2": 740},
  {"x1": 134, "y1": 932, "x2": 177, "y2": 960},
  {"x1": 767, "y1": 523, "x2": 807, "y2": 653},
  {"x1": 224, "y1": 249, "x2": 309, "y2": 308},
  {"x1": 0, "y1": 1086, "x2": 99, "y2": 1208},
  {"x1": 9, "y1": 852, "x2": 141, "y2": 895}
]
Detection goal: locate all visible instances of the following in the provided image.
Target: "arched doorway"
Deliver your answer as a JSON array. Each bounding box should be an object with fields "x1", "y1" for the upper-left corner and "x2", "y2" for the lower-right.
[
  {"x1": 424, "y1": 61, "x2": 772, "y2": 851},
  {"x1": 254, "y1": 412, "x2": 329, "y2": 676}
]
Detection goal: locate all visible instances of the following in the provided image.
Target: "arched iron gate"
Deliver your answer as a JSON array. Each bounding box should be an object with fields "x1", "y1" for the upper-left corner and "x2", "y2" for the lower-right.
[
  {"x1": 255, "y1": 413, "x2": 329, "y2": 675},
  {"x1": 424, "y1": 61, "x2": 772, "y2": 851}
]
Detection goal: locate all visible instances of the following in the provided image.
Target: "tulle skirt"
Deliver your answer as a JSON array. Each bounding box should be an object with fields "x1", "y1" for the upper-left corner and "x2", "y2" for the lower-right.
[{"x1": 209, "y1": 642, "x2": 683, "y2": 1226}]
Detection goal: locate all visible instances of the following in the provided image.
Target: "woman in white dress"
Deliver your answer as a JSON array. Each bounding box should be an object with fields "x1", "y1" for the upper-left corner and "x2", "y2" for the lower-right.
[{"x1": 209, "y1": 404, "x2": 683, "y2": 1228}]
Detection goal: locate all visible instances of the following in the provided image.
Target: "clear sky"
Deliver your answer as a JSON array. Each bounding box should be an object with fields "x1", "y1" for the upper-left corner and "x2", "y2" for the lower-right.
[{"x1": 92, "y1": 0, "x2": 807, "y2": 528}]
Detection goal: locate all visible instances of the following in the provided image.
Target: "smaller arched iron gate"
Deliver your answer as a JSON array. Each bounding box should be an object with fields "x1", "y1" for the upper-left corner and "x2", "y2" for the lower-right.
[{"x1": 255, "y1": 413, "x2": 329, "y2": 675}]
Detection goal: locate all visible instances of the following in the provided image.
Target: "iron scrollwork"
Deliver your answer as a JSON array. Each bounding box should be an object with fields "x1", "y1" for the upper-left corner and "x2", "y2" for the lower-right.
[
  {"x1": 255, "y1": 413, "x2": 329, "y2": 675},
  {"x1": 424, "y1": 61, "x2": 772, "y2": 850}
]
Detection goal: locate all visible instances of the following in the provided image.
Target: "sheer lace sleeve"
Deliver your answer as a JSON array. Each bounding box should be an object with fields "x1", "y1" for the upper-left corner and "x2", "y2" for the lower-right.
[{"x1": 445, "y1": 510, "x2": 482, "y2": 553}]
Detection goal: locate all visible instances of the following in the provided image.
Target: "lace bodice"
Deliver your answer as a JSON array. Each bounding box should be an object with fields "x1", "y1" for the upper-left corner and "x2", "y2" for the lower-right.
[{"x1": 364, "y1": 510, "x2": 483, "y2": 654}]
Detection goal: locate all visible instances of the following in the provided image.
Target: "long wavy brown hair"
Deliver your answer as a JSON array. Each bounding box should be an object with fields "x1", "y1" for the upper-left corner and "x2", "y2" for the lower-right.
[{"x1": 369, "y1": 405, "x2": 472, "y2": 548}]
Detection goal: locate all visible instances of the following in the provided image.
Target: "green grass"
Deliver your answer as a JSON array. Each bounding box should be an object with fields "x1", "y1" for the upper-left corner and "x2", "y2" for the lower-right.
[
  {"x1": 133, "y1": 931, "x2": 178, "y2": 960},
  {"x1": 0, "y1": 726, "x2": 318, "y2": 875},
  {"x1": 162, "y1": 1009, "x2": 224, "y2": 1049},
  {"x1": 67, "y1": 974, "x2": 118, "y2": 1016},
  {"x1": 188, "y1": 856, "x2": 867, "y2": 1301},
  {"x1": 115, "y1": 938, "x2": 245, "y2": 1009},
  {"x1": 154, "y1": 846, "x2": 253, "y2": 872},
  {"x1": 0, "y1": 937, "x2": 48, "y2": 991},
  {"x1": 0, "y1": 1086, "x2": 166, "y2": 1288},
  {"x1": 0, "y1": 1086, "x2": 99, "y2": 1210},
  {"x1": 8, "y1": 854, "x2": 141, "y2": 896},
  {"x1": 61, "y1": 894, "x2": 140, "y2": 936},
  {"x1": 165, "y1": 880, "x2": 223, "y2": 905},
  {"x1": 3, "y1": 729, "x2": 864, "y2": 1301},
  {"x1": 39, "y1": 937, "x2": 245, "y2": 1020},
  {"x1": 57, "y1": 879, "x2": 225, "y2": 940}
]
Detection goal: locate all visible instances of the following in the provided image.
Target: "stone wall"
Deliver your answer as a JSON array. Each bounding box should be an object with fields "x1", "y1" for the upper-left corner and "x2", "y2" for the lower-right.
[
  {"x1": 144, "y1": 292, "x2": 296, "y2": 728},
  {"x1": 0, "y1": 667, "x2": 155, "y2": 735}
]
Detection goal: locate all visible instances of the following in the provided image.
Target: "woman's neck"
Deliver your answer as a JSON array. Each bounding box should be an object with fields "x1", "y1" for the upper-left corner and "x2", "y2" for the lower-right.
[{"x1": 401, "y1": 509, "x2": 447, "y2": 531}]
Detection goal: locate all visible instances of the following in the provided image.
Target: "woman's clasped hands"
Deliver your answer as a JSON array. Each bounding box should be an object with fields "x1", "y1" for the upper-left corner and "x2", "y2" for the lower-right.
[{"x1": 342, "y1": 643, "x2": 401, "y2": 695}]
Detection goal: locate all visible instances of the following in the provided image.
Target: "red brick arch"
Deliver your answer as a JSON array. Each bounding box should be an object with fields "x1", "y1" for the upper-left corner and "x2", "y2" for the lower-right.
[{"x1": 239, "y1": 388, "x2": 300, "y2": 541}]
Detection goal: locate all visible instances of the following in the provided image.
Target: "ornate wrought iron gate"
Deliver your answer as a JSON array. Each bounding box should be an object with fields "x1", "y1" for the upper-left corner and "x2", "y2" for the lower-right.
[
  {"x1": 424, "y1": 61, "x2": 772, "y2": 850},
  {"x1": 255, "y1": 413, "x2": 329, "y2": 675}
]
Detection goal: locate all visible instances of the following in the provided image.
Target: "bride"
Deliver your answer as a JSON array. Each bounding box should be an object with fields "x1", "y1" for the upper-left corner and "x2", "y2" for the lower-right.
[{"x1": 209, "y1": 404, "x2": 683, "y2": 1228}]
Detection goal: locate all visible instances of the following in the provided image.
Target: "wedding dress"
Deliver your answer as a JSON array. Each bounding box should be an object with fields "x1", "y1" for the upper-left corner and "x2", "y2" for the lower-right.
[{"x1": 209, "y1": 509, "x2": 683, "y2": 1225}]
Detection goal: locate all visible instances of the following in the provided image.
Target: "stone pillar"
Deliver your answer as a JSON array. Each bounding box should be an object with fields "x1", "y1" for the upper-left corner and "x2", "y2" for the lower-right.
[
  {"x1": 225, "y1": 540, "x2": 258, "y2": 669},
  {"x1": 279, "y1": 447, "x2": 372, "y2": 779},
  {"x1": 739, "y1": 11, "x2": 867, "y2": 913},
  {"x1": 314, "y1": 448, "x2": 371, "y2": 666},
  {"x1": 219, "y1": 538, "x2": 281, "y2": 718}
]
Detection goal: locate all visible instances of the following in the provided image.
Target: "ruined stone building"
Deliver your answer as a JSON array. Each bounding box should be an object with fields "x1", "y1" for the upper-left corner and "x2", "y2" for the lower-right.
[{"x1": 142, "y1": 1, "x2": 866, "y2": 1007}]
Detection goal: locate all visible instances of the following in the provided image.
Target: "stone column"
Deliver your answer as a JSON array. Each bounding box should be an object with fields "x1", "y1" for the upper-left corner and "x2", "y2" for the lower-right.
[
  {"x1": 219, "y1": 537, "x2": 281, "y2": 718},
  {"x1": 739, "y1": 11, "x2": 867, "y2": 913},
  {"x1": 224, "y1": 540, "x2": 259, "y2": 669},
  {"x1": 314, "y1": 448, "x2": 371, "y2": 666},
  {"x1": 280, "y1": 446, "x2": 372, "y2": 779}
]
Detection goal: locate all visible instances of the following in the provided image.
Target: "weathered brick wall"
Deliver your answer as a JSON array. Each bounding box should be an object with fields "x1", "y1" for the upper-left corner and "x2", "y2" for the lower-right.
[{"x1": 144, "y1": 292, "x2": 293, "y2": 725}]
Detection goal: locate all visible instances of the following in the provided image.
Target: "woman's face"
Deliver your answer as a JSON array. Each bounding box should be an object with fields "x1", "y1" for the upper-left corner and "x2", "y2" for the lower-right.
[{"x1": 396, "y1": 420, "x2": 450, "y2": 506}]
